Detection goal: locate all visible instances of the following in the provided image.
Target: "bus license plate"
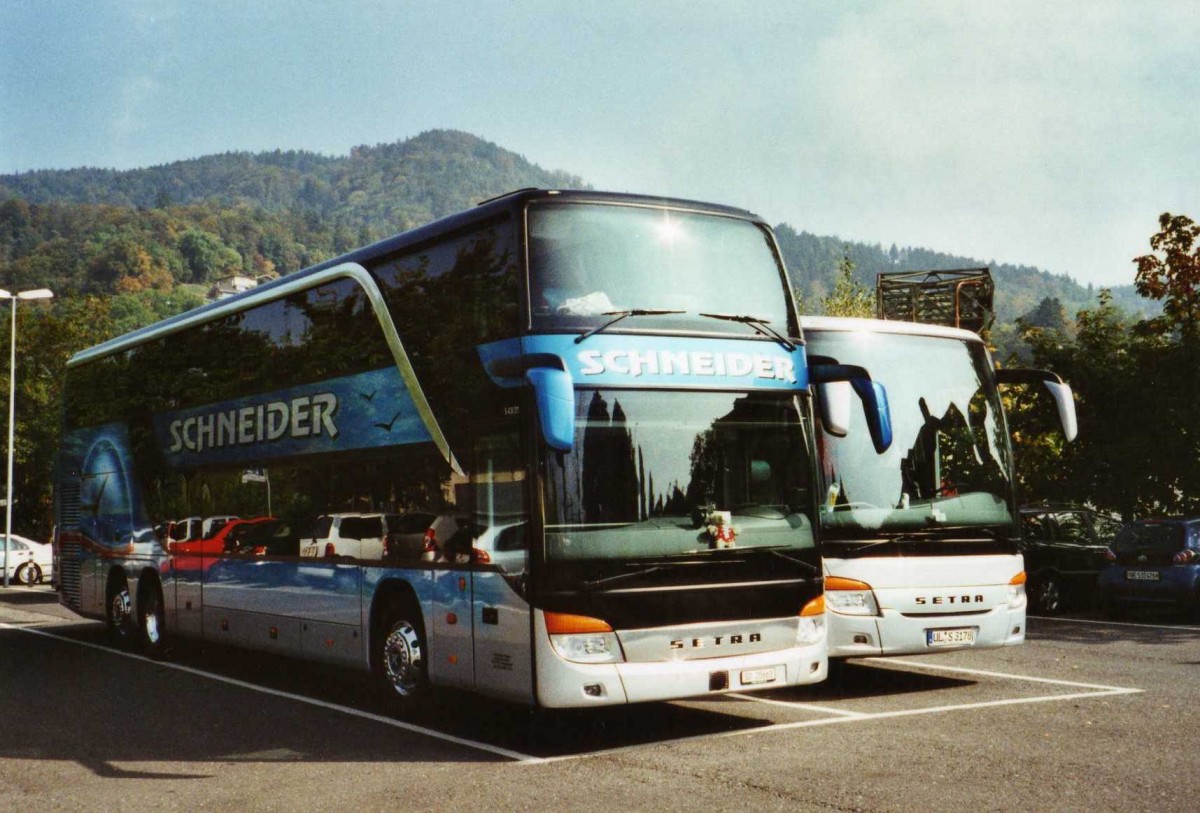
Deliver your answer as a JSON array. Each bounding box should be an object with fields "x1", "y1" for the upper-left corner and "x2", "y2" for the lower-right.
[
  {"x1": 927, "y1": 628, "x2": 976, "y2": 647},
  {"x1": 1126, "y1": 570, "x2": 1160, "y2": 581},
  {"x1": 740, "y1": 667, "x2": 778, "y2": 686}
]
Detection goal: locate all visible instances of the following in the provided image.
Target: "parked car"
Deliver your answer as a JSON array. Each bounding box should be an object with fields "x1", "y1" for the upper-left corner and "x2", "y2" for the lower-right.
[
  {"x1": 1019, "y1": 505, "x2": 1124, "y2": 614},
  {"x1": 382, "y1": 512, "x2": 467, "y2": 563},
  {"x1": 299, "y1": 513, "x2": 402, "y2": 560},
  {"x1": 1097, "y1": 517, "x2": 1200, "y2": 619},
  {"x1": 1, "y1": 533, "x2": 54, "y2": 585},
  {"x1": 170, "y1": 517, "x2": 275, "y2": 557},
  {"x1": 231, "y1": 519, "x2": 301, "y2": 558},
  {"x1": 441, "y1": 520, "x2": 528, "y2": 572},
  {"x1": 166, "y1": 515, "x2": 239, "y2": 546}
]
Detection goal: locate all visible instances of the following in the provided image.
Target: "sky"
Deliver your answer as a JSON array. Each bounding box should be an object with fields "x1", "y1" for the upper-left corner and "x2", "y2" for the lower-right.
[{"x1": 2, "y1": 0, "x2": 1197, "y2": 288}]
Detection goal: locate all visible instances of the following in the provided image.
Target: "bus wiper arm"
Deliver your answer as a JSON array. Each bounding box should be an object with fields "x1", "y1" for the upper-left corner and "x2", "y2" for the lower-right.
[
  {"x1": 841, "y1": 535, "x2": 929, "y2": 555},
  {"x1": 754, "y1": 546, "x2": 820, "y2": 575},
  {"x1": 575, "y1": 309, "x2": 686, "y2": 344},
  {"x1": 580, "y1": 565, "x2": 668, "y2": 591},
  {"x1": 699, "y1": 312, "x2": 795, "y2": 351}
]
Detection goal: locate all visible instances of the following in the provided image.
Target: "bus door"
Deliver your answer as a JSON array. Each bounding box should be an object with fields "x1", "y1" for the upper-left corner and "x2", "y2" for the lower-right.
[{"x1": 468, "y1": 424, "x2": 533, "y2": 703}]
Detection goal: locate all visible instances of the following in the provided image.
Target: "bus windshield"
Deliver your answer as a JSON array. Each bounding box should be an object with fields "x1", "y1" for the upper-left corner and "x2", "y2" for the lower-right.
[
  {"x1": 809, "y1": 330, "x2": 1015, "y2": 542},
  {"x1": 528, "y1": 202, "x2": 792, "y2": 336},
  {"x1": 541, "y1": 390, "x2": 817, "y2": 563}
]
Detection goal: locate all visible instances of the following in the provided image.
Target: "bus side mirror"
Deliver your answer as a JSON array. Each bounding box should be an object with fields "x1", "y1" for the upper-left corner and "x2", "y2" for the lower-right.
[
  {"x1": 816, "y1": 381, "x2": 853, "y2": 438},
  {"x1": 526, "y1": 367, "x2": 575, "y2": 451},
  {"x1": 995, "y1": 368, "x2": 1078, "y2": 442},
  {"x1": 810, "y1": 361, "x2": 893, "y2": 453}
]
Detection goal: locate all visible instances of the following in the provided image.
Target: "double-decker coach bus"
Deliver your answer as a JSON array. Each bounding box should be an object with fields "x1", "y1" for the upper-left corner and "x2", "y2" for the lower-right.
[
  {"x1": 56, "y1": 189, "x2": 886, "y2": 710},
  {"x1": 802, "y1": 316, "x2": 1076, "y2": 659}
]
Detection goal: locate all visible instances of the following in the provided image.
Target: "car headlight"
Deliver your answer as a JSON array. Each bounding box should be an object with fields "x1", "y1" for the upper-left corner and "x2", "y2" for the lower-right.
[
  {"x1": 824, "y1": 576, "x2": 880, "y2": 616},
  {"x1": 545, "y1": 611, "x2": 624, "y2": 664}
]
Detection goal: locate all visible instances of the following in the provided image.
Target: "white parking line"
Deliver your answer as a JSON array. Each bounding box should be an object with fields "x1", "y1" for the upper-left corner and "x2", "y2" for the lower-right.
[
  {"x1": 540, "y1": 658, "x2": 1143, "y2": 764},
  {"x1": 1029, "y1": 614, "x2": 1200, "y2": 633},
  {"x1": 1, "y1": 621, "x2": 544, "y2": 764},
  {"x1": 878, "y1": 657, "x2": 1139, "y2": 692},
  {"x1": 4, "y1": 616, "x2": 1146, "y2": 768}
]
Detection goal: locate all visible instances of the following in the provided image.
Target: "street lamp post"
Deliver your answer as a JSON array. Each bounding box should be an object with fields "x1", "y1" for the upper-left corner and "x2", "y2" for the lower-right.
[{"x1": 1, "y1": 288, "x2": 54, "y2": 588}]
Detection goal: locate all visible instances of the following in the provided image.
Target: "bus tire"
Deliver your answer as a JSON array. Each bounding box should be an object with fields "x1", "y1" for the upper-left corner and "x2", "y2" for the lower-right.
[
  {"x1": 374, "y1": 598, "x2": 430, "y2": 714},
  {"x1": 105, "y1": 572, "x2": 136, "y2": 648},
  {"x1": 137, "y1": 576, "x2": 168, "y2": 658}
]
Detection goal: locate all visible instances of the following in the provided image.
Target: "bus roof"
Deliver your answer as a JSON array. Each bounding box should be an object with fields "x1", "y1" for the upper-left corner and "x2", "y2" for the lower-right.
[
  {"x1": 800, "y1": 315, "x2": 984, "y2": 344},
  {"x1": 70, "y1": 189, "x2": 766, "y2": 366}
]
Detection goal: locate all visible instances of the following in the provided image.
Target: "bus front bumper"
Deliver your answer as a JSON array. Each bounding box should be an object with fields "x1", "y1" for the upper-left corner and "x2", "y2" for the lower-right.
[{"x1": 827, "y1": 605, "x2": 1025, "y2": 659}]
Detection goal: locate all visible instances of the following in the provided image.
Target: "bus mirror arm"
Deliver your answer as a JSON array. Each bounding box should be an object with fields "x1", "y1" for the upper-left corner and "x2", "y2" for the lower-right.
[
  {"x1": 994, "y1": 368, "x2": 1078, "y2": 442},
  {"x1": 525, "y1": 367, "x2": 575, "y2": 452},
  {"x1": 809, "y1": 361, "x2": 893, "y2": 453}
]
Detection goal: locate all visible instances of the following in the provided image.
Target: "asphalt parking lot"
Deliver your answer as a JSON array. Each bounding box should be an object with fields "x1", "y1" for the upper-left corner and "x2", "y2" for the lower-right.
[{"x1": 1, "y1": 587, "x2": 1197, "y2": 812}]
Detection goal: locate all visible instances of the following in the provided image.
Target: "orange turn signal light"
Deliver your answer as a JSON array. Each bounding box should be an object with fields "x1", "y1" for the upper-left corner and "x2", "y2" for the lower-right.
[
  {"x1": 800, "y1": 595, "x2": 825, "y2": 617},
  {"x1": 825, "y1": 576, "x2": 872, "y2": 591},
  {"x1": 1010, "y1": 572, "x2": 1027, "y2": 586},
  {"x1": 544, "y1": 611, "x2": 613, "y2": 634}
]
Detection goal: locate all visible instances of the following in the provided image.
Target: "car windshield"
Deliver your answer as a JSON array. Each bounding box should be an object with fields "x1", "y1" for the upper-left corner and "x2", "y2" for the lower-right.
[
  {"x1": 541, "y1": 390, "x2": 816, "y2": 561},
  {"x1": 527, "y1": 202, "x2": 792, "y2": 336},
  {"x1": 807, "y1": 329, "x2": 1016, "y2": 541},
  {"x1": 1112, "y1": 523, "x2": 1187, "y2": 554}
]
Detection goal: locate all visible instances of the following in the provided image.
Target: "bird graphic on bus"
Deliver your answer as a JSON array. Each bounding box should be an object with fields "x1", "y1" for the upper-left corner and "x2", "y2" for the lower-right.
[{"x1": 374, "y1": 410, "x2": 404, "y2": 432}]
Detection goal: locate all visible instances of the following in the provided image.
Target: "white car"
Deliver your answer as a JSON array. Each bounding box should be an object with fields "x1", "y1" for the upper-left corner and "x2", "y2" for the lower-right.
[
  {"x1": 2, "y1": 534, "x2": 53, "y2": 585},
  {"x1": 442, "y1": 521, "x2": 528, "y2": 572}
]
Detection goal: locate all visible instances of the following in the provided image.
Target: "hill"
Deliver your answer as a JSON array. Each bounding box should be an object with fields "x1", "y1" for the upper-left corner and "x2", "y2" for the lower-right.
[
  {"x1": 774, "y1": 225, "x2": 1155, "y2": 325},
  {"x1": 0, "y1": 129, "x2": 585, "y2": 231},
  {"x1": 0, "y1": 128, "x2": 1155, "y2": 327}
]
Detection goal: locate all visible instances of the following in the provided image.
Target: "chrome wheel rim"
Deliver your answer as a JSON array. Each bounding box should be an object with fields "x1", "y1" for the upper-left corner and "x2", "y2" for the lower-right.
[
  {"x1": 143, "y1": 596, "x2": 161, "y2": 645},
  {"x1": 383, "y1": 620, "x2": 423, "y2": 696},
  {"x1": 110, "y1": 589, "x2": 132, "y2": 631},
  {"x1": 1037, "y1": 579, "x2": 1061, "y2": 613}
]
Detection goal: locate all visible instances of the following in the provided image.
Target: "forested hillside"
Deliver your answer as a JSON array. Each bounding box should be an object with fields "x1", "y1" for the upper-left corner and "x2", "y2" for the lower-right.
[
  {"x1": 775, "y1": 225, "x2": 1154, "y2": 325},
  {"x1": 0, "y1": 129, "x2": 1182, "y2": 535},
  {"x1": 1, "y1": 128, "x2": 1147, "y2": 324}
]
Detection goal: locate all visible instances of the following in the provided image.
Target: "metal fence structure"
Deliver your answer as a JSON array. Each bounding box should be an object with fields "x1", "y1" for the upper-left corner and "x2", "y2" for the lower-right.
[{"x1": 876, "y1": 268, "x2": 994, "y2": 332}]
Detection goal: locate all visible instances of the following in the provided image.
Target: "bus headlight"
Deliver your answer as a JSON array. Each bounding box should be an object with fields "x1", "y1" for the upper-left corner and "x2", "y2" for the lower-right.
[
  {"x1": 545, "y1": 611, "x2": 624, "y2": 664},
  {"x1": 797, "y1": 595, "x2": 826, "y2": 645},
  {"x1": 824, "y1": 576, "x2": 880, "y2": 616},
  {"x1": 1008, "y1": 572, "x2": 1027, "y2": 610}
]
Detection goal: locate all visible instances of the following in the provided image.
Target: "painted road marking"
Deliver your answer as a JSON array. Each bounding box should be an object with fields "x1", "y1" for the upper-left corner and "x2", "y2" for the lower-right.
[
  {"x1": 539, "y1": 657, "x2": 1142, "y2": 764},
  {"x1": 1029, "y1": 614, "x2": 1200, "y2": 633},
  {"x1": 1, "y1": 620, "x2": 544, "y2": 764},
  {"x1": 1, "y1": 615, "x2": 1145, "y2": 767}
]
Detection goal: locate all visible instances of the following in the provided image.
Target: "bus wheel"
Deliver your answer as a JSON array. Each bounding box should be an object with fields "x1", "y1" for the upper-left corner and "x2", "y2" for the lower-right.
[
  {"x1": 375, "y1": 602, "x2": 429, "y2": 713},
  {"x1": 138, "y1": 578, "x2": 168, "y2": 658},
  {"x1": 105, "y1": 574, "x2": 135, "y2": 648}
]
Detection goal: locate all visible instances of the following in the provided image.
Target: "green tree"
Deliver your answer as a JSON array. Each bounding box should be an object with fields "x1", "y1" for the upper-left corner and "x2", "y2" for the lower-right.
[
  {"x1": 1134, "y1": 212, "x2": 1200, "y2": 340},
  {"x1": 820, "y1": 251, "x2": 874, "y2": 317},
  {"x1": 178, "y1": 228, "x2": 242, "y2": 283}
]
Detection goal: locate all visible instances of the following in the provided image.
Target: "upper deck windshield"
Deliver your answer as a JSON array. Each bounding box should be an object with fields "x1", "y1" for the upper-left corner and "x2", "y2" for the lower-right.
[
  {"x1": 527, "y1": 202, "x2": 793, "y2": 337},
  {"x1": 541, "y1": 390, "x2": 817, "y2": 574},
  {"x1": 808, "y1": 329, "x2": 1016, "y2": 548}
]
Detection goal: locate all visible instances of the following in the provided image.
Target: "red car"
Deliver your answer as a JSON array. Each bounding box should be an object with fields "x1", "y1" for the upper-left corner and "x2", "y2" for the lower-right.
[{"x1": 170, "y1": 517, "x2": 274, "y2": 557}]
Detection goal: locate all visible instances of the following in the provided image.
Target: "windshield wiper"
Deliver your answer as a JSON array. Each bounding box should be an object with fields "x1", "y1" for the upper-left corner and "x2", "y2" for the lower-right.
[
  {"x1": 751, "y1": 546, "x2": 820, "y2": 575},
  {"x1": 699, "y1": 312, "x2": 795, "y2": 351},
  {"x1": 580, "y1": 565, "x2": 669, "y2": 591},
  {"x1": 835, "y1": 528, "x2": 1011, "y2": 555},
  {"x1": 575, "y1": 309, "x2": 686, "y2": 344}
]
